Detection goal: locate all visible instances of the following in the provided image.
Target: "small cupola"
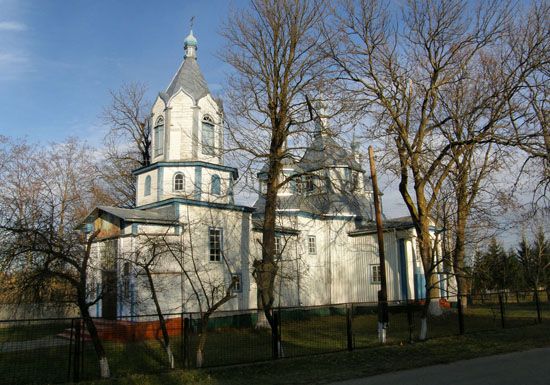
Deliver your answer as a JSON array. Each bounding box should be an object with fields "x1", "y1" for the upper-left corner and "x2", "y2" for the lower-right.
[
  {"x1": 313, "y1": 100, "x2": 330, "y2": 138},
  {"x1": 184, "y1": 30, "x2": 198, "y2": 58}
]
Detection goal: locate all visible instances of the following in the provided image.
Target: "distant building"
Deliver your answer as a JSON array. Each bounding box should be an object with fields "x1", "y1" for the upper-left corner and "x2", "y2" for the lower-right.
[{"x1": 83, "y1": 31, "x2": 451, "y2": 318}]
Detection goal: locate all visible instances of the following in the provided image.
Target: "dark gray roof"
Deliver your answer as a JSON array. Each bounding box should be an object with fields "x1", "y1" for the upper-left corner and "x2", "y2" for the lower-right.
[
  {"x1": 297, "y1": 135, "x2": 363, "y2": 172},
  {"x1": 165, "y1": 57, "x2": 210, "y2": 101},
  {"x1": 251, "y1": 218, "x2": 300, "y2": 234},
  {"x1": 96, "y1": 205, "x2": 178, "y2": 225},
  {"x1": 253, "y1": 193, "x2": 374, "y2": 220},
  {"x1": 348, "y1": 216, "x2": 415, "y2": 236},
  {"x1": 257, "y1": 156, "x2": 298, "y2": 177}
]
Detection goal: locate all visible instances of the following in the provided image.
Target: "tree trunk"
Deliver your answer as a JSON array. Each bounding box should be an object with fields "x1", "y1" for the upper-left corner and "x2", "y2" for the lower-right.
[
  {"x1": 453, "y1": 211, "x2": 468, "y2": 334},
  {"x1": 78, "y1": 302, "x2": 110, "y2": 378},
  {"x1": 454, "y1": 213, "x2": 469, "y2": 310},
  {"x1": 196, "y1": 318, "x2": 210, "y2": 368},
  {"x1": 255, "y1": 152, "x2": 282, "y2": 332},
  {"x1": 417, "y1": 218, "x2": 442, "y2": 341},
  {"x1": 145, "y1": 267, "x2": 174, "y2": 369}
]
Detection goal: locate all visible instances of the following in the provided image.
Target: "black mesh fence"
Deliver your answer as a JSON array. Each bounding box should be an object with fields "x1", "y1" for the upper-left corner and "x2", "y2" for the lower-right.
[
  {"x1": 0, "y1": 318, "x2": 73, "y2": 385},
  {"x1": 187, "y1": 311, "x2": 272, "y2": 368},
  {"x1": 279, "y1": 304, "x2": 348, "y2": 357},
  {"x1": 0, "y1": 290, "x2": 549, "y2": 384}
]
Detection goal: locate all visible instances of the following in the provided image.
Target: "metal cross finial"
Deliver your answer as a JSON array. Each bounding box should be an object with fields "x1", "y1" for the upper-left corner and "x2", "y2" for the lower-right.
[{"x1": 190, "y1": 16, "x2": 195, "y2": 30}]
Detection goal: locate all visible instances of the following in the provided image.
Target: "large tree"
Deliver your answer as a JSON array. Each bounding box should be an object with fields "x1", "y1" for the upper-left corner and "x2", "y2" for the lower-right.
[
  {"x1": 100, "y1": 82, "x2": 152, "y2": 207},
  {"x1": 221, "y1": 0, "x2": 330, "y2": 331}
]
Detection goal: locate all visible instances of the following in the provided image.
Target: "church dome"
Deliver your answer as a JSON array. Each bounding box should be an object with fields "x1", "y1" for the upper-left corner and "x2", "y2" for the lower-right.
[{"x1": 184, "y1": 30, "x2": 198, "y2": 47}]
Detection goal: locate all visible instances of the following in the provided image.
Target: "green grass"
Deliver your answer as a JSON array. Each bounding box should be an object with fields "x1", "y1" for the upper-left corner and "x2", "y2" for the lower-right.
[
  {"x1": 0, "y1": 302, "x2": 549, "y2": 384},
  {"x1": 77, "y1": 322, "x2": 550, "y2": 385}
]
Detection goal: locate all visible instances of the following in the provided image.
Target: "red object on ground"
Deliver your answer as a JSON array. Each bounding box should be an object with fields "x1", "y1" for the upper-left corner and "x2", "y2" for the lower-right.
[{"x1": 439, "y1": 298, "x2": 451, "y2": 308}]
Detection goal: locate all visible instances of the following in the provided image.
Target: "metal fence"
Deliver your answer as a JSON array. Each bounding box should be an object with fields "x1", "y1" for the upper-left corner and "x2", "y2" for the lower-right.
[{"x1": 0, "y1": 290, "x2": 548, "y2": 384}]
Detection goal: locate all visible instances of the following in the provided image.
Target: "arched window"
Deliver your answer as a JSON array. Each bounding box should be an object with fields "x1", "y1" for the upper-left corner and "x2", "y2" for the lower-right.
[
  {"x1": 144, "y1": 175, "x2": 151, "y2": 196},
  {"x1": 211, "y1": 174, "x2": 221, "y2": 195},
  {"x1": 202, "y1": 115, "x2": 215, "y2": 155},
  {"x1": 174, "y1": 173, "x2": 185, "y2": 192},
  {"x1": 154, "y1": 116, "x2": 165, "y2": 157}
]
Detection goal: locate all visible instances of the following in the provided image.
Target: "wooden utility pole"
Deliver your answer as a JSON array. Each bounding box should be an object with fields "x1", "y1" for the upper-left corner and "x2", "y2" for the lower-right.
[{"x1": 368, "y1": 146, "x2": 389, "y2": 343}]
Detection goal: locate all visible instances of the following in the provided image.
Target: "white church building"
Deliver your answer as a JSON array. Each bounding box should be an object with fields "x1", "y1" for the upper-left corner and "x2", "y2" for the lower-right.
[{"x1": 84, "y1": 31, "x2": 449, "y2": 319}]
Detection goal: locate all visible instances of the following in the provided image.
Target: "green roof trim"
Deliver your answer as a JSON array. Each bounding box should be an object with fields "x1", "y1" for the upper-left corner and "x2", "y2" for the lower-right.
[
  {"x1": 136, "y1": 197, "x2": 255, "y2": 213},
  {"x1": 133, "y1": 161, "x2": 239, "y2": 179}
]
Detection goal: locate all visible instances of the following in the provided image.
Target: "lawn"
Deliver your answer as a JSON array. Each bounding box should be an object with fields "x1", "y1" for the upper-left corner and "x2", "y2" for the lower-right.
[
  {"x1": 77, "y1": 322, "x2": 550, "y2": 385},
  {"x1": 0, "y1": 301, "x2": 548, "y2": 384}
]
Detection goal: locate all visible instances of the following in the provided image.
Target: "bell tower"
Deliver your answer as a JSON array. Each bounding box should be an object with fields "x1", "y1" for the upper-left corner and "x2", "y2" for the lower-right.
[{"x1": 133, "y1": 30, "x2": 237, "y2": 208}]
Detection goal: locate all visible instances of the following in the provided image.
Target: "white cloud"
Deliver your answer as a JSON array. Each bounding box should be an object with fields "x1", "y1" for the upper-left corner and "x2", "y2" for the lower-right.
[
  {"x1": 0, "y1": 51, "x2": 31, "y2": 80},
  {"x1": 0, "y1": 21, "x2": 27, "y2": 32},
  {"x1": 0, "y1": 51, "x2": 28, "y2": 64}
]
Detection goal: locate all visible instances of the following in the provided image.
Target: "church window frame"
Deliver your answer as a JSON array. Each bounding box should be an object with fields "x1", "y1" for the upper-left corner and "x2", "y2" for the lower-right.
[
  {"x1": 122, "y1": 262, "x2": 131, "y2": 300},
  {"x1": 370, "y1": 264, "x2": 382, "y2": 284},
  {"x1": 154, "y1": 116, "x2": 165, "y2": 157},
  {"x1": 305, "y1": 175, "x2": 315, "y2": 193},
  {"x1": 231, "y1": 273, "x2": 242, "y2": 293},
  {"x1": 294, "y1": 176, "x2": 304, "y2": 194},
  {"x1": 209, "y1": 227, "x2": 223, "y2": 262},
  {"x1": 308, "y1": 235, "x2": 317, "y2": 255},
  {"x1": 174, "y1": 173, "x2": 185, "y2": 192},
  {"x1": 211, "y1": 174, "x2": 221, "y2": 195},
  {"x1": 144, "y1": 175, "x2": 152, "y2": 196},
  {"x1": 201, "y1": 115, "x2": 216, "y2": 156}
]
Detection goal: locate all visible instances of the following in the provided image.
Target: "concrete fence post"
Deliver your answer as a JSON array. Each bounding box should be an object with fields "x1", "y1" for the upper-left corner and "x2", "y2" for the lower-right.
[{"x1": 346, "y1": 306, "x2": 353, "y2": 351}]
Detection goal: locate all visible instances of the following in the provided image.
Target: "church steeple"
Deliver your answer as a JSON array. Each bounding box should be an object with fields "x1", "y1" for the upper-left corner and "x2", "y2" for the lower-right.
[{"x1": 164, "y1": 29, "x2": 209, "y2": 101}]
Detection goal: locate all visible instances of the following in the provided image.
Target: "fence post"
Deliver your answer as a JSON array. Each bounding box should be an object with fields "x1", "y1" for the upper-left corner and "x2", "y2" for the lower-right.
[
  {"x1": 183, "y1": 317, "x2": 190, "y2": 369},
  {"x1": 406, "y1": 301, "x2": 414, "y2": 343},
  {"x1": 534, "y1": 289, "x2": 542, "y2": 324},
  {"x1": 180, "y1": 313, "x2": 184, "y2": 368},
  {"x1": 67, "y1": 318, "x2": 74, "y2": 382},
  {"x1": 73, "y1": 319, "x2": 81, "y2": 383},
  {"x1": 272, "y1": 311, "x2": 279, "y2": 360},
  {"x1": 456, "y1": 293, "x2": 465, "y2": 335},
  {"x1": 346, "y1": 306, "x2": 353, "y2": 351},
  {"x1": 498, "y1": 292, "x2": 506, "y2": 329}
]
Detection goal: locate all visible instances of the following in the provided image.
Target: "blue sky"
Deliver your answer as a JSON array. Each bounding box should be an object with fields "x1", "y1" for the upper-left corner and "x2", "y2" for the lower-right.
[
  {"x1": 0, "y1": 0, "x2": 413, "y2": 218},
  {"x1": 0, "y1": 0, "x2": 241, "y2": 144}
]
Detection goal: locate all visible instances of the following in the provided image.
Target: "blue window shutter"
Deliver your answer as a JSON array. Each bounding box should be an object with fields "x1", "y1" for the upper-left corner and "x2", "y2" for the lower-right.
[
  {"x1": 211, "y1": 175, "x2": 221, "y2": 195},
  {"x1": 202, "y1": 122, "x2": 215, "y2": 155},
  {"x1": 194, "y1": 167, "x2": 202, "y2": 200},
  {"x1": 144, "y1": 175, "x2": 151, "y2": 196}
]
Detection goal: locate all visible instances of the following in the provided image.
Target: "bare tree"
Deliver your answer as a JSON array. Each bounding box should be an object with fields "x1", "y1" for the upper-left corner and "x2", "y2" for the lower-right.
[
  {"x1": 517, "y1": 227, "x2": 549, "y2": 317},
  {"x1": 100, "y1": 82, "x2": 152, "y2": 207},
  {"x1": 327, "y1": 0, "x2": 545, "y2": 339},
  {"x1": 0, "y1": 139, "x2": 111, "y2": 378},
  {"x1": 170, "y1": 211, "x2": 239, "y2": 368},
  {"x1": 221, "y1": 0, "x2": 331, "y2": 331}
]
